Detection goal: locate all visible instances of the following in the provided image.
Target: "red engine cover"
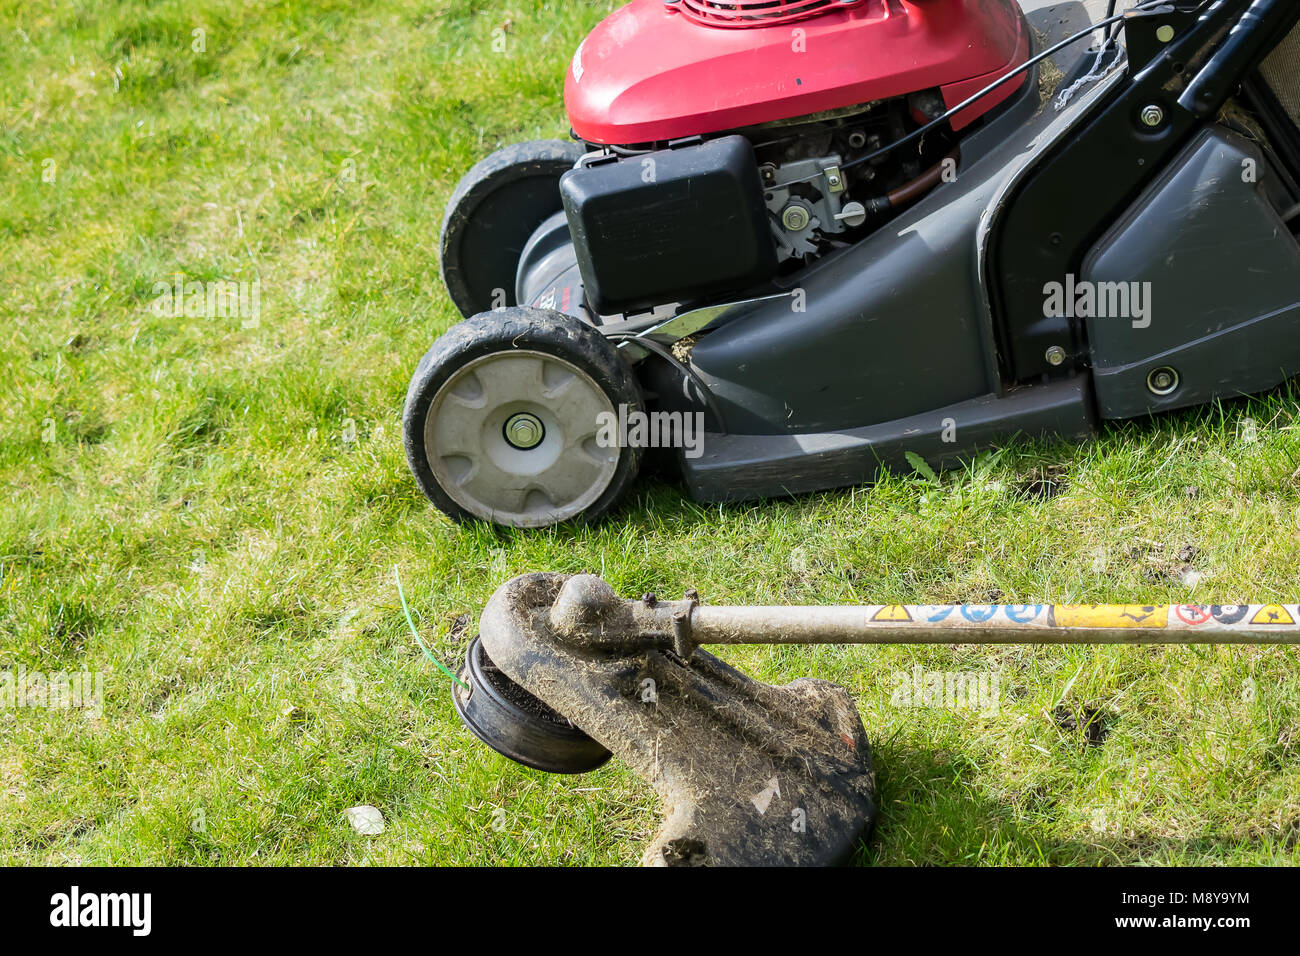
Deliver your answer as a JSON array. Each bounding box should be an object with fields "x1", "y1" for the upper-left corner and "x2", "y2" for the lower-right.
[{"x1": 566, "y1": 0, "x2": 1030, "y2": 145}]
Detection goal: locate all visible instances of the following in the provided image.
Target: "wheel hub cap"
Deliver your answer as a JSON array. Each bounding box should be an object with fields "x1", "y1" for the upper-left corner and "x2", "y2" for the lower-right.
[
  {"x1": 504, "y1": 412, "x2": 545, "y2": 450},
  {"x1": 424, "y1": 350, "x2": 620, "y2": 527}
]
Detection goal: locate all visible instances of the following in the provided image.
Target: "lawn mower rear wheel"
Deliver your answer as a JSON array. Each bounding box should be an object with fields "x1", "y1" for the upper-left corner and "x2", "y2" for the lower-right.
[{"x1": 438, "y1": 139, "x2": 585, "y2": 317}]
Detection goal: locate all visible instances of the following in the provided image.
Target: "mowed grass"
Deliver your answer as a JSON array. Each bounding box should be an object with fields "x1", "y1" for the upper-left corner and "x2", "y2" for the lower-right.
[{"x1": 4, "y1": 0, "x2": 1300, "y2": 866}]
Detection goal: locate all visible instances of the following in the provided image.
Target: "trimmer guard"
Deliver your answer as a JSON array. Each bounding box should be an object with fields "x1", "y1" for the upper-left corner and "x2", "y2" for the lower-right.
[{"x1": 478, "y1": 573, "x2": 878, "y2": 866}]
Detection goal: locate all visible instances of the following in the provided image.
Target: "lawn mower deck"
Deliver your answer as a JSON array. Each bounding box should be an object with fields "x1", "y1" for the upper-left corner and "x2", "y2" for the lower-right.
[{"x1": 404, "y1": 0, "x2": 1300, "y2": 528}]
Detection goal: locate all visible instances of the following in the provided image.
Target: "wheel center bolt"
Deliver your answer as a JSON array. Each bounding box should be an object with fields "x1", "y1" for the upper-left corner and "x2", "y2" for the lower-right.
[{"x1": 504, "y1": 413, "x2": 545, "y2": 449}]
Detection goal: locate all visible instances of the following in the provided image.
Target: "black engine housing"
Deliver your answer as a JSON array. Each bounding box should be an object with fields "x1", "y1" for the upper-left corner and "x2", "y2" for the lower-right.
[{"x1": 559, "y1": 135, "x2": 776, "y2": 315}]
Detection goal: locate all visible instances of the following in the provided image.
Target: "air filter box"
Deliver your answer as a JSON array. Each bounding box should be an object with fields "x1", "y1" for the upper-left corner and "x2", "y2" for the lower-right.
[{"x1": 559, "y1": 135, "x2": 776, "y2": 316}]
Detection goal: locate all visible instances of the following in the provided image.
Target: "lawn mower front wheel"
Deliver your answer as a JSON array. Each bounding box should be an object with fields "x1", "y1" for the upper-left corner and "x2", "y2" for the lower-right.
[{"x1": 403, "y1": 308, "x2": 644, "y2": 528}]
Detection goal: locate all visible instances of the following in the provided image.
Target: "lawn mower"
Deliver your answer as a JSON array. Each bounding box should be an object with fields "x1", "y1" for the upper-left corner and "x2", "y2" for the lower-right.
[{"x1": 404, "y1": 0, "x2": 1300, "y2": 529}]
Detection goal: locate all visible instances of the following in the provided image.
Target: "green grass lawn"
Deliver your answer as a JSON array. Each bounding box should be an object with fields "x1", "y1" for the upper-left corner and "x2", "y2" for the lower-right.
[{"x1": 4, "y1": 0, "x2": 1300, "y2": 866}]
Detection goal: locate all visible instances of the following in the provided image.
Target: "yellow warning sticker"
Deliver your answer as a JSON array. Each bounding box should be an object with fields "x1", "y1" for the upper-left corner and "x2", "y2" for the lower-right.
[
  {"x1": 872, "y1": 605, "x2": 913, "y2": 623},
  {"x1": 1250, "y1": 605, "x2": 1296, "y2": 625},
  {"x1": 1054, "y1": 605, "x2": 1168, "y2": 628}
]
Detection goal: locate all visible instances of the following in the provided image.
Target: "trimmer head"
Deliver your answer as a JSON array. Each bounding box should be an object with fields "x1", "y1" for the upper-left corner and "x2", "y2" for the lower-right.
[
  {"x1": 453, "y1": 635, "x2": 612, "y2": 774},
  {"x1": 467, "y1": 573, "x2": 878, "y2": 866}
]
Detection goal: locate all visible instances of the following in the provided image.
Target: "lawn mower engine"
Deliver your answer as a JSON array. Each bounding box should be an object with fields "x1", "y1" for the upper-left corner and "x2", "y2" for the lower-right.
[{"x1": 518, "y1": 0, "x2": 1029, "y2": 317}]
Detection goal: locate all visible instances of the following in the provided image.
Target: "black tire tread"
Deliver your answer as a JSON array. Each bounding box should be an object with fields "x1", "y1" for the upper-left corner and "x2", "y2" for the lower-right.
[{"x1": 439, "y1": 140, "x2": 585, "y2": 317}]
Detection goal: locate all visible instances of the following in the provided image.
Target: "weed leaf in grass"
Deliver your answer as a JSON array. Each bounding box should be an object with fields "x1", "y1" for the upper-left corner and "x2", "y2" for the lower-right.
[{"x1": 905, "y1": 451, "x2": 940, "y2": 485}]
